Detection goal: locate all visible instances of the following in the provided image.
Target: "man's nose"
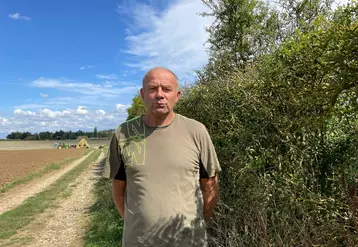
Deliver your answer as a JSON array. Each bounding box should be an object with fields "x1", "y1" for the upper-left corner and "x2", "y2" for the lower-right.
[{"x1": 155, "y1": 88, "x2": 164, "y2": 98}]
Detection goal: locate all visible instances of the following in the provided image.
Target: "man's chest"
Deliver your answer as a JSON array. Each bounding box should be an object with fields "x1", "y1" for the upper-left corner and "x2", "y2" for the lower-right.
[{"x1": 119, "y1": 131, "x2": 201, "y2": 178}]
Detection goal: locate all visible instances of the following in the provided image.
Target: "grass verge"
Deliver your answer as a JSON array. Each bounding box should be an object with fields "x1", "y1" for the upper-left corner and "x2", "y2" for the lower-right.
[
  {"x1": 84, "y1": 148, "x2": 124, "y2": 247},
  {"x1": 0, "y1": 150, "x2": 101, "y2": 240},
  {"x1": 0, "y1": 156, "x2": 79, "y2": 194}
]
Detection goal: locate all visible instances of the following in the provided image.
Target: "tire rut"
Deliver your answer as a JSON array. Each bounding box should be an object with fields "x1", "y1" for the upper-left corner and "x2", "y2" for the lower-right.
[
  {"x1": 1, "y1": 150, "x2": 107, "y2": 247},
  {"x1": 0, "y1": 151, "x2": 94, "y2": 215}
]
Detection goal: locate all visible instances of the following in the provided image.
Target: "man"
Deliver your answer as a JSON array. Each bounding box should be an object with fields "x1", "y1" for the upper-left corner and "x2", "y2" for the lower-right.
[{"x1": 109, "y1": 67, "x2": 221, "y2": 247}]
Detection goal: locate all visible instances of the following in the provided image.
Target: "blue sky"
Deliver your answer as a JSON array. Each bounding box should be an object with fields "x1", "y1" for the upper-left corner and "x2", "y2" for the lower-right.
[
  {"x1": 0, "y1": 0, "x2": 214, "y2": 138},
  {"x1": 0, "y1": 0, "x2": 350, "y2": 138}
]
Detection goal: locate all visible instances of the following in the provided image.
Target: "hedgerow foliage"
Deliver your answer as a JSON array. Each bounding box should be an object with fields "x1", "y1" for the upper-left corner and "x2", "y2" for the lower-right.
[
  {"x1": 125, "y1": 0, "x2": 358, "y2": 245},
  {"x1": 174, "y1": 1, "x2": 358, "y2": 246}
]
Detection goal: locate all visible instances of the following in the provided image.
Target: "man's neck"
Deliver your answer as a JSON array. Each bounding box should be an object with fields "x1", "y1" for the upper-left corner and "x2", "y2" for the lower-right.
[{"x1": 143, "y1": 112, "x2": 176, "y2": 127}]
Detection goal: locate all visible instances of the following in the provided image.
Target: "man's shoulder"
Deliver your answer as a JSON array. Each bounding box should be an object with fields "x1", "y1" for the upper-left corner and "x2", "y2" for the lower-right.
[
  {"x1": 176, "y1": 114, "x2": 207, "y2": 132},
  {"x1": 113, "y1": 115, "x2": 143, "y2": 137},
  {"x1": 120, "y1": 115, "x2": 142, "y2": 128}
]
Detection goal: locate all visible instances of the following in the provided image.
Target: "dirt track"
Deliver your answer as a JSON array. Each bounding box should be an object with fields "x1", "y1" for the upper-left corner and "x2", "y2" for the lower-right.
[
  {"x1": 0, "y1": 149, "x2": 85, "y2": 187},
  {"x1": 0, "y1": 151, "x2": 93, "y2": 215},
  {"x1": 0, "y1": 150, "x2": 108, "y2": 247},
  {"x1": 18, "y1": 152, "x2": 106, "y2": 247}
]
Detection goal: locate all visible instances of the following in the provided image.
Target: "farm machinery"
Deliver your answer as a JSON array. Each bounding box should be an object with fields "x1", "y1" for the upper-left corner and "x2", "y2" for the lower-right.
[
  {"x1": 53, "y1": 142, "x2": 76, "y2": 149},
  {"x1": 52, "y1": 136, "x2": 90, "y2": 149}
]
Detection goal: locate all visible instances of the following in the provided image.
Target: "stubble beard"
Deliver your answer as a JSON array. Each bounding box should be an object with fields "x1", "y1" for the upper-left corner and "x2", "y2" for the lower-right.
[{"x1": 152, "y1": 105, "x2": 170, "y2": 116}]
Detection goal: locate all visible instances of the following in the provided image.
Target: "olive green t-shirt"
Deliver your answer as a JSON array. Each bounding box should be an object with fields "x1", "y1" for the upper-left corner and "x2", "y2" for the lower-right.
[{"x1": 108, "y1": 113, "x2": 221, "y2": 247}]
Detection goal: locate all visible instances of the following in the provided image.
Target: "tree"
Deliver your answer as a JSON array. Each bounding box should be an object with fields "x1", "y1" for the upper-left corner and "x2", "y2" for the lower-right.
[
  {"x1": 201, "y1": 0, "x2": 280, "y2": 71},
  {"x1": 6, "y1": 131, "x2": 22, "y2": 139},
  {"x1": 126, "y1": 92, "x2": 146, "y2": 121},
  {"x1": 53, "y1": 130, "x2": 65, "y2": 140},
  {"x1": 198, "y1": 0, "x2": 334, "y2": 83},
  {"x1": 94, "y1": 126, "x2": 98, "y2": 138},
  {"x1": 76, "y1": 130, "x2": 84, "y2": 138},
  {"x1": 6, "y1": 129, "x2": 114, "y2": 140},
  {"x1": 21, "y1": 132, "x2": 31, "y2": 140},
  {"x1": 278, "y1": 0, "x2": 333, "y2": 36}
]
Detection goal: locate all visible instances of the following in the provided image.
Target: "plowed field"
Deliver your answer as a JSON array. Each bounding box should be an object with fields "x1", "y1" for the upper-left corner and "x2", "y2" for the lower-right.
[{"x1": 0, "y1": 149, "x2": 85, "y2": 187}]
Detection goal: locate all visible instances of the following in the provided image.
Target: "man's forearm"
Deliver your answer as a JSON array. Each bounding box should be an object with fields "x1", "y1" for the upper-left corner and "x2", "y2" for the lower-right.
[
  {"x1": 201, "y1": 175, "x2": 220, "y2": 222},
  {"x1": 112, "y1": 180, "x2": 126, "y2": 220},
  {"x1": 202, "y1": 191, "x2": 219, "y2": 221},
  {"x1": 113, "y1": 194, "x2": 125, "y2": 219}
]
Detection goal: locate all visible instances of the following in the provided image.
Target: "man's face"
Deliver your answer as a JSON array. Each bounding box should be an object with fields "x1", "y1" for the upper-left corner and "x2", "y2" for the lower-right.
[{"x1": 140, "y1": 69, "x2": 181, "y2": 117}]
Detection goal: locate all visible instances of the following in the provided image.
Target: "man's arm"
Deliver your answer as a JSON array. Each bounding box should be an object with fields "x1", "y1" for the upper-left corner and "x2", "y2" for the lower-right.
[
  {"x1": 200, "y1": 173, "x2": 220, "y2": 222},
  {"x1": 112, "y1": 179, "x2": 126, "y2": 220},
  {"x1": 108, "y1": 131, "x2": 127, "y2": 220}
]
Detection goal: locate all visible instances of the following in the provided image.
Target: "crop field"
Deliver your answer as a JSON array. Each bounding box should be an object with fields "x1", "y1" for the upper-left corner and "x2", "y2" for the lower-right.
[{"x1": 0, "y1": 149, "x2": 87, "y2": 187}]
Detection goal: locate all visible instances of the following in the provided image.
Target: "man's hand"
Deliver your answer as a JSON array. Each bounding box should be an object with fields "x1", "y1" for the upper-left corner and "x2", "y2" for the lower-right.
[
  {"x1": 200, "y1": 173, "x2": 220, "y2": 222},
  {"x1": 112, "y1": 179, "x2": 126, "y2": 220}
]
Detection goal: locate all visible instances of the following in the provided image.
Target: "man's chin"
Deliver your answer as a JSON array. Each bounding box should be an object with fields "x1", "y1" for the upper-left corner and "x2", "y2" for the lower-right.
[{"x1": 152, "y1": 109, "x2": 169, "y2": 116}]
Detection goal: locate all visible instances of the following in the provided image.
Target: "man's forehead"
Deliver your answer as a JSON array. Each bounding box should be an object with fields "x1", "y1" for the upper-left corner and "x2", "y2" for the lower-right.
[
  {"x1": 146, "y1": 70, "x2": 175, "y2": 80},
  {"x1": 142, "y1": 67, "x2": 179, "y2": 89},
  {"x1": 147, "y1": 80, "x2": 175, "y2": 86},
  {"x1": 145, "y1": 73, "x2": 177, "y2": 86}
]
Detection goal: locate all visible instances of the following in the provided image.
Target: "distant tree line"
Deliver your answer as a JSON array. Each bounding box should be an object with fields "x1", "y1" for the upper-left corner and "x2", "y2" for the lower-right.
[{"x1": 6, "y1": 127, "x2": 114, "y2": 140}]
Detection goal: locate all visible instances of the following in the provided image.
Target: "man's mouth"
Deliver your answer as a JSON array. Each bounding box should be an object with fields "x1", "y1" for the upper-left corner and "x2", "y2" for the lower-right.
[{"x1": 155, "y1": 103, "x2": 166, "y2": 109}]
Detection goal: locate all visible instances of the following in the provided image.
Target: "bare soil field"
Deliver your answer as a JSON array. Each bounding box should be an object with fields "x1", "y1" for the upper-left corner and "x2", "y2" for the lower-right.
[
  {"x1": 0, "y1": 151, "x2": 106, "y2": 247},
  {"x1": 0, "y1": 149, "x2": 85, "y2": 187},
  {"x1": 0, "y1": 140, "x2": 110, "y2": 151}
]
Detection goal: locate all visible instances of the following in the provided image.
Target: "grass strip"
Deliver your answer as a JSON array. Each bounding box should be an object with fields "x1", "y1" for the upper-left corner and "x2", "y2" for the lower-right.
[
  {"x1": 0, "y1": 150, "x2": 101, "y2": 240},
  {"x1": 0, "y1": 156, "x2": 79, "y2": 194},
  {"x1": 84, "y1": 148, "x2": 124, "y2": 247}
]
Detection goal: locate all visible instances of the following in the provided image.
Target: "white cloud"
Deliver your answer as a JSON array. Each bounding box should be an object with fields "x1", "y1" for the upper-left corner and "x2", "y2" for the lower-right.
[
  {"x1": 118, "y1": 0, "x2": 214, "y2": 80},
  {"x1": 96, "y1": 109, "x2": 106, "y2": 116},
  {"x1": 96, "y1": 74, "x2": 118, "y2": 80},
  {"x1": 115, "y1": 104, "x2": 130, "y2": 114},
  {"x1": 14, "y1": 108, "x2": 72, "y2": 119},
  {"x1": 0, "y1": 117, "x2": 10, "y2": 126},
  {"x1": 14, "y1": 104, "x2": 46, "y2": 110},
  {"x1": 9, "y1": 13, "x2": 32, "y2": 21},
  {"x1": 40, "y1": 93, "x2": 49, "y2": 98},
  {"x1": 80, "y1": 65, "x2": 94, "y2": 70},
  {"x1": 39, "y1": 109, "x2": 71, "y2": 119},
  {"x1": 1, "y1": 104, "x2": 129, "y2": 134},
  {"x1": 76, "y1": 106, "x2": 89, "y2": 115},
  {"x1": 44, "y1": 96, "x2": 111, "y2": 107},
  {"x1": 14, "y1": 109, "x2": 37, "y2": 117},
  {"x1": 32, "y1": 77, "x2": 139, "y2": 97},
  {"x1": 117, "y1": 2, "x2": 160, "y2": 31}
]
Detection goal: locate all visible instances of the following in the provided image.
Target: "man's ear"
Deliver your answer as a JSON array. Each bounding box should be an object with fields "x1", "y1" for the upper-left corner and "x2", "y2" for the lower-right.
[
  {"x1": 176, "y1": 90, "x2": 181, "y2": 103},
  {"x1": 140, "y1": 88, "x2": 144, "y2": 100}
]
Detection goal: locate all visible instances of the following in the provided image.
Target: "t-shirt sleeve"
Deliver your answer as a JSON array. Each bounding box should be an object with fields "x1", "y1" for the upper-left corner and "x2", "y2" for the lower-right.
[
  {"x1": 108, "y1": 131, "x2": 126, "y2": 181},
  {"x1": 198, "y1": 124, "x2": 222, "y2": 178}
]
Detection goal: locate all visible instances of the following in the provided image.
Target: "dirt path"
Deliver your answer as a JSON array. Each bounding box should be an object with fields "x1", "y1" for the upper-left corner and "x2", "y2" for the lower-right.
[
  {"x1": 24, "y1": 151, "x2": 106, "y2": 247},
  {"x1": 0, "y1": 151, "x2": 94, "y2": 215},
  {"x1": 1, "y1": 150, "x2": 107, "y2": 247}
]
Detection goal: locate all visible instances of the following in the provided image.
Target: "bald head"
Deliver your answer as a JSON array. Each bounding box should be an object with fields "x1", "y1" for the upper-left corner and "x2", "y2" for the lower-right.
[
  {"x1": 140, "y1": 67, "x2": 181, "y2": 119},
  {"x1": 142, "y1": 67, "x2": 179, "y2": 91}
]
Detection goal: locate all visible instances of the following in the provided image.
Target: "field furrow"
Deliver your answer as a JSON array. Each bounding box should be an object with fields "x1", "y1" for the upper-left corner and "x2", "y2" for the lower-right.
[
  {"x1": 0, "y1": 149, "x2": 86, "y2": 188},
  {"x1": 0, "y1": 151, "x2": 93, "y2": 215}
]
